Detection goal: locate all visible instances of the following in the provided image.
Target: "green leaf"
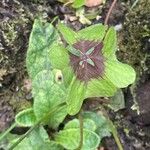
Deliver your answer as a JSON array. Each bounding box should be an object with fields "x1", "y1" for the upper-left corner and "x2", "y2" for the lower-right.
[
  {"x1": 57, "y1": 22, "x2": 77, "y2": 45},
  {"x1": 67, "y1": 77, "x2": 86, "y2": 115},
  {"x1": 78, "y1": 24, "x2": 107, "y2": 41},
  {"x1": 105, "y1": 60, "x2": 136, "y2": 88},
  {"x1": 15, "y1": 108, "x2": 37, "y2": 127},
  {"x1": 85, "y1": 76, "x2": 117, "y2": 98},
  {"x1": 102, "y1": 27, "x2": 117, "y2": 59},
  {"x1": 108, "y1": 89, "x2": 125, "y2": 111},
  {"x1": 6, "y1": 132, "x2": 63, "y2": 150},
  {"x1": 12, "y1": 127, "x2": 52, "y2": 150},
  {"x1": 32, "y1": 70, "x2": 67, "y2": 128},
  {"x1": 26, "y1": 19, "x2": 59, "y2": 79},
  {"x1": 72, "y1": 0, "x2": 85, "y2": 8},
  {"x1": 47, "y1": 141, "x2": 64, "y2": 150},
  {"x1": 64, "y1": 118, "x2": 96, "y2": 131},
  {"x1": 86, "y1": 47, "x2": 95, "y2": 55},
  {"x1": 87, "y1": 58, "x2": 95, "y2": 66},
  {"x1": 49, "y1": 43, "x2": 70, "y2": 70},
  {"x1": 55, "y1": 129, "x2": 100, "y2": 150},
  {"x1": 83, "y1": 111, "x2": 111, "y2": 138},
  {"x1": 62, "y1": 66, "x2": 74, "y2": 87},
  {"x1": 68, "y1": 46, "x2": 81, "y2": 57}
]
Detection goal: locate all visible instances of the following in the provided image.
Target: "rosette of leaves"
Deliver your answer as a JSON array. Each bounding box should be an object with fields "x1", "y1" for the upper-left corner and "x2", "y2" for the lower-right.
[{"x1": 49, "y1": 22, "x2": 136, "y2": 115}]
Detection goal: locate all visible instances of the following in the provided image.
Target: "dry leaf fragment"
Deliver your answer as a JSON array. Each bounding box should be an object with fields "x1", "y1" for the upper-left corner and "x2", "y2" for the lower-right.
[
  {"x1": 85, "y1": 0, "x2": 104, "y2": 7},
  {"x1": 0, "y1": 69, "x2": 7, "y2": 80}
]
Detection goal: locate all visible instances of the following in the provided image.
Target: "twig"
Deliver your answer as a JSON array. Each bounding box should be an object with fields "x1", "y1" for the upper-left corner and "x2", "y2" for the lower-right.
[
  {"x1": 104, "y1": 0, "x2": 117, "y2": 25},
  {"x1": 131, "y1": 0, "x2": 140, "y2": 9}
]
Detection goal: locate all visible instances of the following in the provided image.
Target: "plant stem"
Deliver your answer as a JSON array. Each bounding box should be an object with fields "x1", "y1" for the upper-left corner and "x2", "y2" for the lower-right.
[
  {"x1": 98, "y1": 106, "x2": 123, "y2": 150},
  {"x1": 104, "y1": 0, "x2": 117, "y2": 25},
  {"x1": 8, "y1": 123, "x2": 39, "y2": 150},
  {"x1": 108, "y1": 120, "x2": 123, "y2": 150},
  {"x1": 76, "y1": 110, "x2": 83, "y2": 150},
  {"x1": 0, "y1": 122, "x2": 17, "y2": 142},
  {"x1": 131, "y1": 0, "x2": 139, "y2": 9}
]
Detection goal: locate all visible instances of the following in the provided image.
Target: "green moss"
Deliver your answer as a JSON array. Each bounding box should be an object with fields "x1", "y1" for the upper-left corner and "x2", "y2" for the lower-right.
[
  {"x1": 0, "y1": 0, "x2": 54, "y2": 113},
  {"x1": 118, "y1": 0, "x2": 150, "y2": 78}
]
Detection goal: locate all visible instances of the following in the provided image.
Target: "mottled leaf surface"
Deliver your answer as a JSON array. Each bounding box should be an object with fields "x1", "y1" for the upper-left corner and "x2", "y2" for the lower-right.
[
  {"x1": 26, "y1": 19, "x2": 58, "y2": 79},
  {"x1": 83, "y1": 111, "x2": 111, "y2": 138},
  {"x1": 15, "y1": 108, "x2": 37, "y2": 127},
  {"x1": 55, "y1": 129, "x2": 100, "y2": 150},
  {"x1": 32, "y1": 70, "x2": 67, "y2": 128},
  {"x1": 64, "y1": 118, "x2": 96, "y2": 131},
  {"x1": 12, "y1": 127, "x2": 56, "y2": 150}
]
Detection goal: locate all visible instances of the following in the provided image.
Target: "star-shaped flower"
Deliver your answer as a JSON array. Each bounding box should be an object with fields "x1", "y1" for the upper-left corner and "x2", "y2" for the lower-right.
[{"x1": 49, "y1": 23, "x2": 136, "y2": 115}]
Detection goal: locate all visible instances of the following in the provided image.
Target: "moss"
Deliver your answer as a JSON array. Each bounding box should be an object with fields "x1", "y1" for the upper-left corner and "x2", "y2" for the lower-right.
[
  {"x1": 0, "y1": 0, "x2": 56, "y2": 113},
  {"x1": 118, "y1": 0, "x2": 150, "y2": 79}
]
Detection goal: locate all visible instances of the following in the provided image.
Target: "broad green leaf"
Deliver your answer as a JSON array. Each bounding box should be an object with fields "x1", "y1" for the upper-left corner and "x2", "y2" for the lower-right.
[
  {"x1": 55, "y1": 129, "x2": 100, "y2": 150},
  {"x1": 85, "y1": 76, "x2": 117, "y2": 98},
  {"x1": 78, "y1": 24, "x2": 107, "y2": 41},
  {"x1": 0, "y1": 133, "x2": 18, "y2": 150},
  {"x1": 108, "y1": 89, "x2": 125, "y2": 111},
  {"x1": 83, "y1": 111, "x2": 111, "y2": 138},
  {"x1": 5, "y1": 133, "x2": 63, "y2": 150},
  {"x1": 47, "y1": 141, "x2": 64, "y2": 150},
  {"x1": 64, "y1": 118, "x2": 96, "y2": 131},
  {"x1": 26, "y1": 19, "x2": 59, "y2": 79},
  {"x1": 49, "y1": 43, "x2": 70, "y2": 70},
  {"x1": 15, "y1": 108, "x2": 37, "y2": 127},
  {"x1": 57, "y1": 22, "x2": 77, "y2": 45},
  {"x1": 67, "y1": 77, "x2": 86, "y2": 115},
  {"x1": 62, "y1": 66, "x2": 74, "y2": 87},
  {"x1": 102, "y1": 27, "x2": 117, "y2": 59},
  {"x1": 12, "y1": 127, "x2": 52, "y2": 150},
  {"x1": 32, "y1": 70, "x2": 67, "y2": 128},
  {"x1": 105, "y1": 60, "x2": 136, "y2": 88},
  {"x1": 72, "y1": 0, "x2": 85, "y2": 8}
]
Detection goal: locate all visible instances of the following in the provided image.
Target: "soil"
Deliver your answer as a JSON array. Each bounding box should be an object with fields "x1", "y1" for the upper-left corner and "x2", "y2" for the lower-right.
[{"x1": 0, "y1": 0, "x2": 150, "y2": 150}]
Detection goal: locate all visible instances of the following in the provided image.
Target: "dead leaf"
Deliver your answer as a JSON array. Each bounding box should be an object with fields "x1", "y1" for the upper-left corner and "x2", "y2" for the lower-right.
[
  {"x1": 0, "y1": 69, "x2": 7, "y2": 80},
  {"x1": 22, "y1": 79, "x2": 32, "y2": 92},
  {"x1": 85, "y1": 0, "x2": 104, "y2": 7}
]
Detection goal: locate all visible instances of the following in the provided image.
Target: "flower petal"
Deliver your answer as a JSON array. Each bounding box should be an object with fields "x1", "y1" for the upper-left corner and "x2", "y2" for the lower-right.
[
  {"x1": 105, "y1": 60, "x2": 136, "y2": 88},
  {"x1": 49, "y1": 43, "x2": 70, "y2": 70},
  {"x1": 102, "y1": 27, "x2": 117, "y2": 60},
  {"x1": 57, "y1": 22, "x2": 78, "y2": 45},
  {"x1": 67, "y1": 77, "x2": 86, "y2": 115},
  {"x1": 85, "y1": 76, "x2": 117, "y2": 98},
  {"x1": 78, "y1": 24, "x2": 107, "y2": 41}
]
